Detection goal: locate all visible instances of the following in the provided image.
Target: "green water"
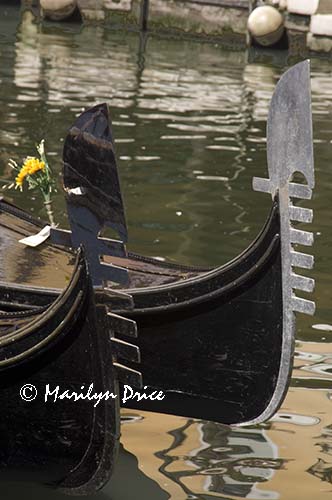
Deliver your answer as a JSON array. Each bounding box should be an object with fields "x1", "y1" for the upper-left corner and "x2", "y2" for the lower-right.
[{"x1": 1, "y1": 4, "x2": 332, "y2": 500}]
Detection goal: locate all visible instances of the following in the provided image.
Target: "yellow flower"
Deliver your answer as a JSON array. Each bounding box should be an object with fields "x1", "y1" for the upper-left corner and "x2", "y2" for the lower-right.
[{"x1": 15, "y1": 157, "x2": 45, "y2": 188}]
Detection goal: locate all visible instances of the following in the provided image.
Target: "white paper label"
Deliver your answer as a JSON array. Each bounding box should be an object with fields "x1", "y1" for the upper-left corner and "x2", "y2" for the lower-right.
[
  {"x1": 19, "y1": 225, "x2": 51, "y2": 247},
  {"x1": 68, "y1": 186, "x2": 85, "y2": 195}
]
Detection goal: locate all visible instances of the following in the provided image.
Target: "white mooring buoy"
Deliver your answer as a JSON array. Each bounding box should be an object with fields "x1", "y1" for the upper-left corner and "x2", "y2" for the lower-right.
[
  {"x1": 247, "y1": 5, "x2": 284, "y2": 47},
  {"x1": 40, "y1": 0, "x2": 77, "y2": 21}
]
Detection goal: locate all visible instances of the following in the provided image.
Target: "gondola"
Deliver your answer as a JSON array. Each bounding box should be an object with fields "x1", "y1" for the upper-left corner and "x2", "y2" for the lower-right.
[
  {"x1": 0, "y1": 60, "x2": 315, "y2": 427},
  {"x1": 0, "y1": 247, "x2": 125, "y2": 495}
]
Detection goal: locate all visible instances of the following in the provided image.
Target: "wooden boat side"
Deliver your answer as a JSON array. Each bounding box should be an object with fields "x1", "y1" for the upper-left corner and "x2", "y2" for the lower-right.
[
  {"x1": 113, "y1": 200, "x2": 283, "y2": 425},
  {"x1": 0, "y1": 248, "x2": 88, "y2": 367},
  {"x1": 0, "y1": 247, "x2": 120, "y2": 495}
]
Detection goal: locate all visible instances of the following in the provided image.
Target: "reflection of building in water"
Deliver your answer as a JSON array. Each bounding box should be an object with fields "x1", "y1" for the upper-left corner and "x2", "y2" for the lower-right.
[
  {"x1": 14, "y1": 9, "x2": 139, "y2": 110},
  {"x1": 121, "y1": 384, "x2": 332, "y2": 500},
  {"x1": 308, "y1": 458, "x2": 332, "y2": 483},
  {"x1": 242, "y1": 63, "x2": 276, "y2": 122},
  {"x1": 315, "y1": 423, "x2": 332, "y2": 456},
  {"x1": 261, "y1": 385, "x2": 332, "y2": 498},
  {"x1": 308, "y1": 418, "x2": 332, "y2": 483},
  {"x1": 14, "y1": 11, "x2": 42, "y2": 97},
  {"x1": 161, "y1": 422, "x2": 280, "y2": 499},
  {"x1": 121, "y1": 411, "x2": 281, "y2": 499}
]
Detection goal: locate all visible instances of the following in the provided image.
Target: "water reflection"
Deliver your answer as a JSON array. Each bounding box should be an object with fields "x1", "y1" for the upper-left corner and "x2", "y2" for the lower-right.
[
  {"x1": 1, "y1": 4, "x2": 332, "y2": 500},
  {"x1": 120, "y1": 388, "x2": 332, "y2": 500},
  {"x1": 121, "y1": 412, "x2": 281, "y2": 500},
  {"x1": 157, "y1": 421, "x2": 281, "y2": 499},
  {"x1": 308, "y1": 420, "x2": 332, "y2": 485},
  {"x1": 2, "y1": 6, "x2": 269, "y2": 266}
]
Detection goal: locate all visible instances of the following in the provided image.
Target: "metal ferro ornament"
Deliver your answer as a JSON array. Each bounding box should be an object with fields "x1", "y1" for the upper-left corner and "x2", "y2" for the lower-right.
[{"x1": 252, "y1": 59, "x2": 315, "y2": 424}]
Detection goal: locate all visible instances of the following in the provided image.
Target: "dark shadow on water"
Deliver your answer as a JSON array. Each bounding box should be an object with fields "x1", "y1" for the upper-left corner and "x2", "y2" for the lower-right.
[
  {"x1": 109, "y1": 443, "x2": 170, "y2": 500},
  {"x1": 0, "y1": 444, "x2": 169, "y2": 500}
]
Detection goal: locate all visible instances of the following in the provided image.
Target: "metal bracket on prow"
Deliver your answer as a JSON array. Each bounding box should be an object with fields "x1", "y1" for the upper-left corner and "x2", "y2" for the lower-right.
[
  {"x1": 95, "y1": 302, "x2": 142, "y2": 389},
  {"x1": 95, "y1": 286, "x2": 142, "y2": 388},
  {"x1": 107, "y1": 310, "x2": 142, "y2": 389},
  {"x1": 50, "y1": 205, "x2": 129, "y2": 287},
  {"x1": 253, "y1": 60, "x2": 315, "y2": 318}
]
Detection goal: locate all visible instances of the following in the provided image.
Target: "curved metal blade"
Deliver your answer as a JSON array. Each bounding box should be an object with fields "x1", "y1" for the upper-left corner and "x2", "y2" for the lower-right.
[
  {"x1": 268, "y1": 60, "x2": 314, "y2": 190},
  {"x1": 255, "y1": 60, "x2": 314, "y2": 196},
  {"x1": 63, "y1": 103, "x2": 128, "y2": 243}
]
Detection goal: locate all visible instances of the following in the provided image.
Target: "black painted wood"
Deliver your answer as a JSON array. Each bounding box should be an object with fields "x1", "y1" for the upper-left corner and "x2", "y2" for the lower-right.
[
  {"x1": 0, "y1": 249, "x2": 119, "y2": 494},
  {"x1": 0, "y1": 195, "x2": 286, "y2": 425}
]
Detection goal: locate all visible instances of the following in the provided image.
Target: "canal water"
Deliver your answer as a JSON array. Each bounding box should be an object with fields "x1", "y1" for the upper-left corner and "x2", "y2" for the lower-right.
[{"x1": 1, "y1": 4, "x2": 332, "y2": 500}]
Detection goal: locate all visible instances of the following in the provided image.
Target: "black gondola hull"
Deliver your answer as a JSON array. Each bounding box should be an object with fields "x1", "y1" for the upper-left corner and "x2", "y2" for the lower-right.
[
  {"x1": 0, "y1": 249, "x2": 120, "y2": 494},
  {"x1": 0, "y1": 198, "x2": 287, "y2": 425}
]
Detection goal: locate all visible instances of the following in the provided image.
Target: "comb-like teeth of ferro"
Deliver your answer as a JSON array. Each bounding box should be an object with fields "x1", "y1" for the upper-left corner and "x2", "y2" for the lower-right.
[
  {"x1": 110, "y1": 337, "x2": 141, "y2": 363},
  {"x1": 289, "y1": 196, "x2": 315, "y2": 315},
  {"x1": 252, "y1": 178, "x2": 313, "y2": 201},
  {"x1": 289, "y1": 206, "x2": 313, "y2": 224},
  {"x1": 107, "y1": 312, "x2": 140, "y2": 361},
  {"x1": 253, "y1": 175, "x2": 315, "y2": 316},
  {"x1": 107, "y1": 311, "x2": 142, "y2": 385},
  {"x1": 290, "y1": 272, "x2": 315, "y2": 293},
  {"x1": 290, "y1": 228, "x2": 314, "y2": 246},
  {"x1": 114, "y1": 362, "x2": 143, "y2": 388},
  {"x1": 291, "y1": 295, "x2": 315, "y2": 315},
  {"x1": 107, "y1": 312, "x2": 138, "y2": 338},
  {"x1": 288, "y1": 183, "x2": 312, "y2": 200},
  {"x1": 289, "y1": 183, "x2": 315, "y2": 314},
  {"x1": 291, "y1": 250, "x2": 314, "y2": 269},
  {"x1": 252, "y1": 177, "x2": 271, "y2": 194}
]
